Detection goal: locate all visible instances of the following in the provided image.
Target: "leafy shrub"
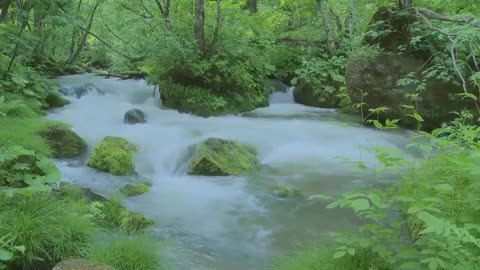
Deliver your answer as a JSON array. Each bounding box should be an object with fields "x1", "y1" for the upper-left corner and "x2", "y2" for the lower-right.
[
  {"x1": 0, "y1": 145, "x2": 60, "y2": 193},
  {"x1": 0, "y1": 193, "x2": 95, "y2": 269},
  {"x1": 89, "y1": 233, "x2": 164, "y2": 270}
]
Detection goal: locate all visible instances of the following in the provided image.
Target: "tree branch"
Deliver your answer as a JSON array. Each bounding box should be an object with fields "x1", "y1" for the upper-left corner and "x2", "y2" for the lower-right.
[
  {"x1": 276, "y1": 37, "x2": 325, "y2": 47},
  {"x1": 412, "y1": 7, "x2": 480, "y2": 28}
]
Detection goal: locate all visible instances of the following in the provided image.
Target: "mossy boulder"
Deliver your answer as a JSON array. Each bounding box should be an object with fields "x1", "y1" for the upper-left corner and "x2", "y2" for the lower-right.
[
  {"x1": 45, "y1": 92, "x2": 69, "y2": 108},
  {"x1": 119, "y1": 183, "x2": 151, "y2": 197},
  {"x1": 53, "y1": 259, "x2": 114, "y2": 270},
  {"x1": 87, "y1": 136, "x2": 137, "y2": 175},
  {"x1": 345, "y1": 7, "x2": 472, "y2": 130},
  {"x1": 293, "y1": 79, "x2": 341, "y2": 108},
  {"x1": 187, "y1": 138, "x2": 260, "y2": 176},
  {"x1": 118, "y1": 209, "x2": 154, "y2": 232},
  {"x1": 39, "y1": 125, "x2": 87, "y2": 158},
  {"x1": 272, "y1": 186, "x2": 303, "y2": 199},
  {"x1": 160, "y1": 79, "x2": 268, "y2": 117}
]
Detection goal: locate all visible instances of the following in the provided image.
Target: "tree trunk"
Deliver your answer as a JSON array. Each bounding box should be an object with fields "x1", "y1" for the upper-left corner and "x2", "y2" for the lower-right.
[
  {"x1": 398, "y1": 0, "x2": 412, "y2": 9},
  {"x1": 194, "y1": 0, "x2": 205, "y2": 56},
  {"x1": 68, "y1": 0, "x2": 83, "y2": 63},
  {"x1": 208, "y1": 0, "x2": 221, "y2": 58},
  {"x1": 67, "y1": 3, "x2": 99, "y2": 64},
  {"x1": 0, "y1": 0, "x2": 12, "y2": 23},
  {"x1": 247, "y1": 0, "x2": 257, "y2": 13},
  {"x1": 317, "y1": 0, "x2": 335, "y2": 55},
  {"x1": 33, "y1": 3, "x2": 47, "y2": 64}
]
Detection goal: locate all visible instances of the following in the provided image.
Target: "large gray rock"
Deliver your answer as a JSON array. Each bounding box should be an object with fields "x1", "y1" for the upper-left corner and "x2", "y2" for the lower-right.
[
  {"x1": 124, "y1": 109, "x2": 146, "y2": 124},
  {"x1": 52, "y1": 259, "x2": 114, "y2": 270},
  {"x1": 345, "y1": 7, "x2": 469, "y2": 130}
]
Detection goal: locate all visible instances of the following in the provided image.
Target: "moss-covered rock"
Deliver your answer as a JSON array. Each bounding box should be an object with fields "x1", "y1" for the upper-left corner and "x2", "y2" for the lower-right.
[
  {"x1": 53, "y1": 259, "x2": 114, "y2": 270},
  {"x1": 273, "y1": 186, "x2": 303, "y2": 199},
  {"x1": 187, "y1": 138, "x2": 260, "y2": 176},
  {"x1": 119, "y1": 209, "x2": 154, "y2": 232},
  {"x1": 293, "y1": 79, "x2": 341, "y2": 108},
  {"x1": 45, "y1": 92, "x2": 69, "y2": 108},
  {"x1": 119, "y1": 183, "x2": 151, "y2": 197},
  {"x1": 87, "y1": 136, "x2": 137, "y2": 175},
  {"x1": 160, "y1": 80, "x2": 268, "y2": 117},
  {"x1": 39, "y1": 125, "x2": 87, "y2": 158}
]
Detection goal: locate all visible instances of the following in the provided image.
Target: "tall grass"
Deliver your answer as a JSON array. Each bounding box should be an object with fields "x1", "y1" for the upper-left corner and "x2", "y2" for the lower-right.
[
  {"x1": 0, "y1": 118, "x2": 70, "y2": 157},
  {"x1": 89, "y1": 233, "x2": 165, "y2": 270},
  {"x1": 0, "y1": 193, "x2": 95, "y2": 269}
]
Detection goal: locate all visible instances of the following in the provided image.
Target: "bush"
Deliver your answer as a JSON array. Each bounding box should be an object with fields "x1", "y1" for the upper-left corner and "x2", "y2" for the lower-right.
[
  {"x1": 89, "y1": 233, "x2": 164, "y2": 270},
  {"x1": 273, "y1": 245, "x2": 391, "y2": 270},
  {"x1": 0, "y1": 193, "x2": 95, "y2": 269}
]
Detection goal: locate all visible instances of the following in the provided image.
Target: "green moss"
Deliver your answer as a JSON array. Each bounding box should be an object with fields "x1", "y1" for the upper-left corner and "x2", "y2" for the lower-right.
[
  {"x1": 101, "y1": 198, "x2": 153, "y2": 233},
  {"x1": 119, "y1": 183, "x2": 151, "y2": 197},
  {"x1": 38, "y1": 124, "x2": 87, "y2": 158},
  {"x1": 160, "y1": 80, "x2": 268, "y2": 117},
  {"x1": 272, "y1": 186, "x2": 303, "y2": 199},
  {"x1": 45, "y1": 92, "x2": 68, "y2": 108},
  {"x1": 87, "y1": 136, "x2": 137, "y2": 175},
  {"x1": 188, "y1": 138, "x2": 260, "y2": 176}
]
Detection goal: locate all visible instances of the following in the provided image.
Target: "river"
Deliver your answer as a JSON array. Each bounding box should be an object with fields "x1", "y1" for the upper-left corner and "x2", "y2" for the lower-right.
[{"x1": 49, "y1": 73, "x2": 412, "y2": 270}]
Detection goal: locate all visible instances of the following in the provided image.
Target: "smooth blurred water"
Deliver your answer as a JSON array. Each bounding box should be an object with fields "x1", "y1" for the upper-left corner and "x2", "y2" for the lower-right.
[{"x1": 48, "y1": 74, "x2": 413, "y2": 270}]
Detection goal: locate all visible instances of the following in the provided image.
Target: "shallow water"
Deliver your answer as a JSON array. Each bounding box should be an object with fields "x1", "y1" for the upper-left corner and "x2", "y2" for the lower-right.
[{"x1": 49, "y1": 74, "x2": 413, "y2": 270}]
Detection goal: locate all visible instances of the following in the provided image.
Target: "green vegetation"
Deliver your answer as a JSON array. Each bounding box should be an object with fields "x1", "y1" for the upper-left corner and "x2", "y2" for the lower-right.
[
  {"x1": 1, "y1": 0, "x2": 480, "y2": 269},
  {"x1": 188, "y1": 138, "x2": 260, "y2": 176},
  {"x1": 120, "y1": 183, "x2": 151, "y2": 197},
  {"x1": 89, "y1": 234, "x2": 164, "y2": 270},
  {"x1": 39, "y1": 124, "x2": 88, "y2": 158},
  {"x1": 87, "y1": 136, "x2": 137, "y2": 176}
]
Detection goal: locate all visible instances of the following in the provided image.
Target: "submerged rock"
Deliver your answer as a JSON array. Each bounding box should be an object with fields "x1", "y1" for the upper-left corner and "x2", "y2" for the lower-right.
[
  {"x1": 53, "y1": 259, "x2": 114, "y2": 270},
  {"x1": 87, "y1": 136, "x2": 137, "y2": 175},
  {"x1": 124, "y1": 109, "x2": 146, "y2": 124},
  {"x1": 39, "y1": 125, "x2": 87, "y2": 158},
  {"x1": 188, "y1": 138, "x2": 260, "y2": 176},
  {"x1": 59, "y1": 83, "x2": 103, "y2": 98},
  {"x1": 273, "y1": 186, "x2": 303, "y2": 199},
  {"x1": 119, "y1": 182, "x2": 151, "y2": 197}
]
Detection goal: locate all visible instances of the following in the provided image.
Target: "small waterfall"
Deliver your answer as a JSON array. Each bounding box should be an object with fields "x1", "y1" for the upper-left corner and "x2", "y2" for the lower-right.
[{"x1": 268, "y1": 86, "x2": 295, "y2": 104}]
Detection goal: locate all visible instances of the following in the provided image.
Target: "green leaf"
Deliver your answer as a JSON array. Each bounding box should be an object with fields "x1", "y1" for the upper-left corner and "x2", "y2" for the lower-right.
[
  {"x1": 433, "y1": 183, "x2": 454, "y2": 192},
  {"x1": 347, "y1": 248, "x2": 355, "y2": 256},
  {"x1": 351, "y1": 199, "x2": 370, "y2": 212},
  {"x1": 333, "y1": 250, "x2": 346, "y2": 259},
  {"x1": 0, "y1": 248, "x2": 13, "y2": 261}
]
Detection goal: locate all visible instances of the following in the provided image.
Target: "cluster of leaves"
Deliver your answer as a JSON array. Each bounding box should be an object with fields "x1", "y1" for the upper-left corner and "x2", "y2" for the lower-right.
[
  {"x1": 0, "y1": 145, "x2": 60, "y2": 194},
  {"x1": 305, "y1": 113, "x2": 480, "y2": 270}
]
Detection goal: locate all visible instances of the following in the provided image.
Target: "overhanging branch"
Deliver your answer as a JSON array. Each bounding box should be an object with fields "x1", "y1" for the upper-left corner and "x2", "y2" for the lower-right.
[{"x1": 411, "y1": 7, "x2": 480, "y2": 28}]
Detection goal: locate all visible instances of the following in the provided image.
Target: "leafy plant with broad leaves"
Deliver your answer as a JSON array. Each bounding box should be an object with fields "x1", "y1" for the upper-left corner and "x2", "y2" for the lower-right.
[{"x1": 0, "y1": 145, "x2": 60, "y2": 194}]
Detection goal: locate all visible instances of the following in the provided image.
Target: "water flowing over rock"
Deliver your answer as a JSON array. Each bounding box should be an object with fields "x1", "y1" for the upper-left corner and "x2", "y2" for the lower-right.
[
  {"x1": 188, "y1": 138, "x2": 260, "y2": 176},
  {"x1": 59, "y1": 83, "x2": 104, "y2": 98},
  {"x1": 124, "y1": 109, "x2": 146, "y2": 124},
  {"x1": 39, "y1": 125, "x2": 87, "y2": 158},
  {"x1": 87, "y1": 136, "x2": 137, "y2": 175},
  {"x1": 52, "y1": 259, "x2": 114, "y2": 270}
]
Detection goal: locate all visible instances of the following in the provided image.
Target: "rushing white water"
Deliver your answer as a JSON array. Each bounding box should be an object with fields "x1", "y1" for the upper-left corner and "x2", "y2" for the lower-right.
[
  {"x1": 49, "y1": 74, "x2": 413, "y2": 270},
  {"x1": 268, "y1": 86, "x2": 295, "y2": 104}
]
